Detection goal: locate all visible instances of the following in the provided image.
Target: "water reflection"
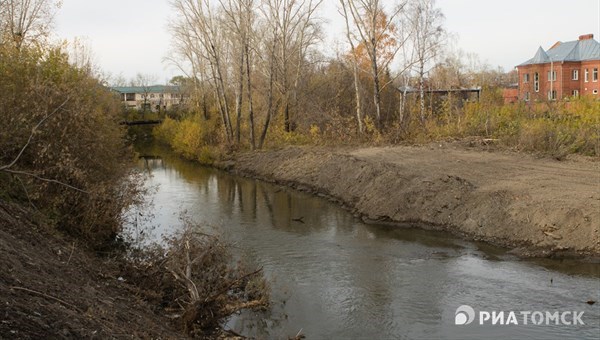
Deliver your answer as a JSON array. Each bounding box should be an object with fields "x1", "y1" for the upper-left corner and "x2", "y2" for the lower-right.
[{"x1": 129, "y1": 143, "x2": 600, "y2": 339}]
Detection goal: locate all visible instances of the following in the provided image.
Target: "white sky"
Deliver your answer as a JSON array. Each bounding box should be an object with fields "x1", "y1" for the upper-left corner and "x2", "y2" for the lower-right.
[{"x1": 54, "y1": 0, "x2": 600, "y2": 83}]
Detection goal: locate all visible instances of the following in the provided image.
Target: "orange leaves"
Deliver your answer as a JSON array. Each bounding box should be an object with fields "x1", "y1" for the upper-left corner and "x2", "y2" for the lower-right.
[{"x1": 348, "y1": 10, "x2": 398, "y2": 73}]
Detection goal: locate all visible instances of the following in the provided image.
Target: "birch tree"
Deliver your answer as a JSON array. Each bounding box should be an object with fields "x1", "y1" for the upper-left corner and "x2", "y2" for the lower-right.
[
  {"x1": 339, "y1": 0, "x2": 363, "y2": 133},
  {"x1": 340, "y1": 0, "x2": 407, "y2": 129},
  {"x1": 405, "y1": 0, "x2": 444, "y2": 124}
]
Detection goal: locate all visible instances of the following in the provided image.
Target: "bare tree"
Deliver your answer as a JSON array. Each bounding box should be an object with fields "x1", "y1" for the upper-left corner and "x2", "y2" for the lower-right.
[
  {"x1": 339, "y1": 0, "x2": 363, "y2": 133},
  {"x1": 405, "y1": 0, "x2": 444, "y2": 124},
  {"x1": 0, "y1": 0, "x2": 61, "y2": 50},
  {"x1": 219, "y1": 0, "x2": 256, "y2": 146},
  {"x1": 257, "y1": 3, "x2": 279, "y2": 149},
  {"x1": 171, "y1": 0, "x2": 234, "y2": 143},
  {"x1": 264, "y1": 0, "x2": 322, "y2": 132},
  {"x1": 340, "y1": 0, "x2": 407, "y2": 129}
]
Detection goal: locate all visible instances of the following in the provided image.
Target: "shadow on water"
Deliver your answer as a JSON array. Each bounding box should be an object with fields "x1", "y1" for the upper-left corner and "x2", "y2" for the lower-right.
[{"x1": 130, "y1": 140, "x2": 600, "y2": 339}]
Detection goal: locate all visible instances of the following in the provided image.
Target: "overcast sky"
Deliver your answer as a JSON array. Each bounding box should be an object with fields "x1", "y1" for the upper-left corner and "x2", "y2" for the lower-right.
[{"x1": 54, "y1": 0, "x2": 600, "y2": 83}]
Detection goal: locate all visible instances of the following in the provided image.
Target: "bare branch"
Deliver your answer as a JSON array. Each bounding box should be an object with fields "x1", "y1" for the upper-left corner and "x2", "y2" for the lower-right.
[{"x1": 2, "y1": 169, "x2": 88, "y2": 193}]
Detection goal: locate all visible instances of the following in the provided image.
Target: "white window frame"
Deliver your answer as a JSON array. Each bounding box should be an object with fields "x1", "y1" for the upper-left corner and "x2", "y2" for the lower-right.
[
  {"x1": 547, "y1": 70, "x2": 556, "y2": 82},
  {"x1": 593, "y1": 68, "x2": 598, "y2": 82},
  {"x1": 584, "y1": 69, "x2": 589, "y2": 82},
  {"x1": 534, "y1": 72, "x2": 539, "y2": 92},
  {"x1": 594, "y1": 89, "x2": 599, "y2": 95},
  {"x1": 524, "y1": 92, "x2": 530, "y2": 102},
  {"x1": 572, "y1": 89, "x2": 579, "y2": 97},
  {"x1": 572, "y1": 69, "x2": 578, "y2": 80},
  {"x1": 548, "y1": 90, "x2": 557, "y2": 101}
]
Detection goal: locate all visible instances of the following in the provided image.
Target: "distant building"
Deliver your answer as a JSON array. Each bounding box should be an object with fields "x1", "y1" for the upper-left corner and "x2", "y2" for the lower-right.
[
  {"x1": 502, "y1": 84, "x2": 519, "y2": 104},
  {"x1": 111, "y1": 85, "x2": 184, "y2": 111},
  {"x1": 516, "y1": 34, "x2": 600, "y2": 102}
]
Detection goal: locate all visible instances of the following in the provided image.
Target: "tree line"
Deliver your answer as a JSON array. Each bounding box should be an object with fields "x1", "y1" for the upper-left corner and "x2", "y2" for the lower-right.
[{"x1": 166, "y1": 0, "x2": 451, "y2": 149}]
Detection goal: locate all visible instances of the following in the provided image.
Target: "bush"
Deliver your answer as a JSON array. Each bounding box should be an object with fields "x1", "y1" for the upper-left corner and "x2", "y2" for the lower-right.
[
  {"x1": 127, "y1": 219, "x2": 269, "y2": 337},
  {"x1": 153, "y1": 114, "x2": 222, "y2": 164},
  {"x1": 411, "y1": 94, "x2": 599, "y2": 157},
  {"x1": 0, "y1": 44, "x2": 142, "y2": 248}
]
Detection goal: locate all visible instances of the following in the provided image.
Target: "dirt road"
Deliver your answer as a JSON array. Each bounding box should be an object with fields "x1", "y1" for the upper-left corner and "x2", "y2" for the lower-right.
[{"x1": 231, "y1": 145, "x2": 600, "y2": 257}]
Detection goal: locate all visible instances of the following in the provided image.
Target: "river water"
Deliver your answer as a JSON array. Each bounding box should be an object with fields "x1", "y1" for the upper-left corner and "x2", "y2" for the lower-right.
[{"x1": 128, "y1": 144, "x2": 599, "y2": 339}]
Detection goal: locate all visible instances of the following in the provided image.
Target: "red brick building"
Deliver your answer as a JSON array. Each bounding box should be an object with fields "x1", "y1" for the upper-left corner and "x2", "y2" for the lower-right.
[{"x1": 516, "y1": 34, "x2": 600, "y2": 102}]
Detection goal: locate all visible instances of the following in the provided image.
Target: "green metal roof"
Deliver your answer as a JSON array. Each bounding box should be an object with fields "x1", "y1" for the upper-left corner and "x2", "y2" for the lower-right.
[{"x1": 110, "y1": 85, "x2": 181, "y2": 94}]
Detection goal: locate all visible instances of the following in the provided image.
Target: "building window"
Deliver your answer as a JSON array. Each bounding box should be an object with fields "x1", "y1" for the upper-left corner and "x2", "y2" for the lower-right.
[
  {"x1": 572, "y1": 69, "x2": 578, "y2": 80},
  {"x1": 547, "y1": 70, "x2": 556, "y2": 81},
  {"x1": 523, "y1": 73, "x2": 529, "y2": 83},
  {"x1": 594, "y1": 68, "x2": 598, "y2": 82},
  {"x1": 150, "y1": 94, "x2": 155, "y2": 98},
  {"x1": 524, "y1": 92, "x2": 530, "y2": 101},
  {"x1": 594, "y1": 89, "x2": 599, "y2": 95},
  {"x1": 125, "y1": 93, "x2": 135, "y2": 101},
  {"x1": 548, "y1": 90, "x2": 557, "y2": 101},
  {"x1": 572, "y1": 90, "x2": 579, "y2": 98},
  {"x1": 534, "y1": 72, "x2": 539, "y2": 92},
  {"x1": 585, "y1": 69, "x2": 589, "y2": 82}
]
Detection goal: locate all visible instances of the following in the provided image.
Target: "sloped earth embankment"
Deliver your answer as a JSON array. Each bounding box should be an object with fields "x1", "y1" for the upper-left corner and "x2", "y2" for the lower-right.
[
  {"x1": 0, "y1": 201, "x2": 182, "y2": 338},
  {"x1": 229, "y1": 146, "x2": 600, "y2": 258}
]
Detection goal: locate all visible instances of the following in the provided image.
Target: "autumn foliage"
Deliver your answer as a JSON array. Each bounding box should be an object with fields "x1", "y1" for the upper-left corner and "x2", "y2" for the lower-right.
[{"x1": 0, "y1": 44, "x2": 142, "y2": 247}]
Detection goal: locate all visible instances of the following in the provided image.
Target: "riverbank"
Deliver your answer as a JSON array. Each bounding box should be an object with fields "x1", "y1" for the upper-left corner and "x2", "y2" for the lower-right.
[
  {"x1": 224, "y1": 144, "x2": 600, "y2": 258},
  {"x1": 0, "y1": 200, "x2": 183, "y2": 337}
]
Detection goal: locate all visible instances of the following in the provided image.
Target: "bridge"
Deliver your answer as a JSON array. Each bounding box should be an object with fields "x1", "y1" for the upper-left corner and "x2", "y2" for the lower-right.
[{"x1": 120, "y1": 120, "x2": 163, "y2": 126}]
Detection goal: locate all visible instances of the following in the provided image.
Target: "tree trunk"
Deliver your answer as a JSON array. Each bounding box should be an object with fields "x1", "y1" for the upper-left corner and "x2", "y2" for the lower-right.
[
  {"x1": 235, "y1": 48, "x2": 244, "y2": 144},
  {"x1": 419, "y1": 61, "x2": 426, "y2": 125},
  {"x1": 352, "y1": 62, "x2": 363, "y2": 133},
  {"x1": 259, "y1": 38, "x2": 277, "y2": 149},
  {"x1": 284, "y1": 100, "x2": 290, "y2": 132},
  {"x1": 212, "y1": 45, "x2": 233, "y2": 142},
  {"x1": 209, "y1": 64, "x2": 231, "y2": 143},
  {"x1": 244, "y1": 43, "x2": 255, "y2": 150},
  {"x1": 371, "y1": 45, "x2": 382, "y2": 129}
]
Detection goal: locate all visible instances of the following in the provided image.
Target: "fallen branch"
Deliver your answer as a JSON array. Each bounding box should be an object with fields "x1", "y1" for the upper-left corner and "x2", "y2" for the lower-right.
[
  {"x1": 206, "y1": 266, "x2": 264, "y2": 303},
  {"x1": 2, "y1": 169, "x2": 88, "y2": 194},
  {"x1": 10, "y1": 286, "x2": 83, "y2": 313},
  {"x1": 66, "y1": 242, "x2": 76, "y2": 265}
]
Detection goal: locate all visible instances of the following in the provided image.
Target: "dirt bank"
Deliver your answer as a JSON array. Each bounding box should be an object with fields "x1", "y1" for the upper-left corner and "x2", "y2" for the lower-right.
[
  {"x1": 228, "y1": 145, "x2": 600, "y2": 258},
  {"x1": 0, "y1": 200, "x2": 182, "y2": 338}
]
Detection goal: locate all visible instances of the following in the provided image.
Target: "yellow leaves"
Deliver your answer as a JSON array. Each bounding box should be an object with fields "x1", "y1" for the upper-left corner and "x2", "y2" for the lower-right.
[{"x1": 154, "y1": 115, "x2": 221, "y2": 163}]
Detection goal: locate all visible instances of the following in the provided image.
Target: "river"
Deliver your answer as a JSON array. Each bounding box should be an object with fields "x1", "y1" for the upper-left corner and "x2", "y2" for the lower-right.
[{"x1": 127, "y1": 143, "x2": 599, "y2": 339}]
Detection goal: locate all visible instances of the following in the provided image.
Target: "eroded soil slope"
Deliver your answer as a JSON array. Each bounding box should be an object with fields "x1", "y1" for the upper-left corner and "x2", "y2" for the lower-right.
[
  {"x1": 0, "y1": 201, "x2": 181, "y2": 338},
  {"x1": 231, "y1": 145, "x2": 600, "y2": 257}
]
